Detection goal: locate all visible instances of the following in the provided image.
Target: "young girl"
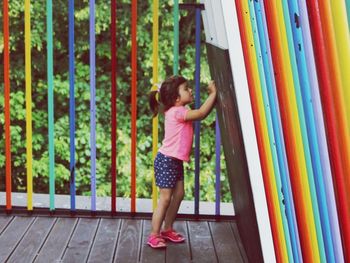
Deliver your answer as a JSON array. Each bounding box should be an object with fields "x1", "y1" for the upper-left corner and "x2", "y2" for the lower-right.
[{"x1": 147, "y1": 75, "x2": 217, "y2": 248}]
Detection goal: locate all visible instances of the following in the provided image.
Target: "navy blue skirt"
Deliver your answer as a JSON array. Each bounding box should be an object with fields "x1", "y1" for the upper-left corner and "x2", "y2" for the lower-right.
[{"x1": 154, "y1": 152, "x2": 184, "y2": 188}]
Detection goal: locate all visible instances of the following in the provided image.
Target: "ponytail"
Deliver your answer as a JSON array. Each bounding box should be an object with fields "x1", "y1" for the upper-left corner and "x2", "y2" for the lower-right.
[{"x1": 149, "y1": 90, "x2": 160, "y2": 117}]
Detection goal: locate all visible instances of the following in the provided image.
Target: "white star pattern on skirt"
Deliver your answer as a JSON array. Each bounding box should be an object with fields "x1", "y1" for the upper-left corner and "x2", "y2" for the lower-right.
[{"x1": 154, "y1": 152, "x2": 184, "y2": 188}]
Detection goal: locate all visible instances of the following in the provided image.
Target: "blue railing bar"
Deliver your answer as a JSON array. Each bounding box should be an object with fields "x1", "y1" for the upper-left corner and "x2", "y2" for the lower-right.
[
  {"x1": 194, "y1": 7, "x2": 201, "y2": 215},
  {"x1": 69, "y1": 0, "x2": 76, "y2": 211}
]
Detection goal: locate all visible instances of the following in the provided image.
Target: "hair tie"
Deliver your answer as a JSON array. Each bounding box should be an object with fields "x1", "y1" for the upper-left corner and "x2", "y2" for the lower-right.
[{"x1": 155, "y1": 82, "x2": 162, "y2": 92}]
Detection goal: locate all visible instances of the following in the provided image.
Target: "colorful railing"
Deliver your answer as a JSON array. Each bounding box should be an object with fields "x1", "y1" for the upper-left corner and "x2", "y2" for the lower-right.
[
  {"x1": 230, "y1": 0, "x2": 349, "y2": 262},
  {"x1": 1, "y1": 1, "x2": 225, "y2": 217}
]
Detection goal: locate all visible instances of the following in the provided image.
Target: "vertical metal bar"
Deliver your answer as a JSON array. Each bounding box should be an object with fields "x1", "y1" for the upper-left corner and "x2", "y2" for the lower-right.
[
  {"x1": 3, "y1": 0, "x2": 12, "y2": 210},
  {"x1": 69, "y1": 0, "x2": 76, "y2": 211},
  {"x1": 152, "y1": 0, "x2": 159, "y2": 211},
  {"x1": 173, "y1": 0, "x2": 179, "y2": 75},
  {"x1": 194, "y1": 8, "x2": 201, "y2": 215},
  {"x1": 111, "y1": 0, "x2": 117, "y2": 213},
  {"x1": 46, "y1": 0, "x2": 55, "y2": 211},
  {"x1": 215, "y1": 115, "x2": 221, "y2": 216},
  {"x1": 90, "y1": 0, "x2": 96, "y2": 211},
  {"x1": 131, "y1": 0, "x2": 137, "y2": 213},
  {"x1": 25, "y1": 0, "x2": 33, "y2": 211}
]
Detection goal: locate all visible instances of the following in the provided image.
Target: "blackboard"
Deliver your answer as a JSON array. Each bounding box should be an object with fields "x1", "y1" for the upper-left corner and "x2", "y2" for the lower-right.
[{"x1": 206, "y1": 43, "x2": 263, "y2": 263}]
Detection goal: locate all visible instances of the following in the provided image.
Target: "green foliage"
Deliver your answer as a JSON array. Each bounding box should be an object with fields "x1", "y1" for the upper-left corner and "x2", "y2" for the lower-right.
[{"x1": 0, "y1": 0, "x2": 232, "y2": 203}]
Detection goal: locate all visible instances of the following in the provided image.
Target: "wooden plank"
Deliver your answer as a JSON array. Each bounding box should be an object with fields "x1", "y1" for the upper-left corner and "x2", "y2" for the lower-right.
[
  {"x1": 87, "y1": 218, "x2": 121, "y2": 263},
  {"x1": 230, "y1": 221, "x2": 249, "y2": 263},
  {"x1": 139, "y1": 220, "x2": 165, "y2": 263},
  {"x1": 62, "y1": 218, "x2": 99, "y2": 263},
  {"x1": 114, "y1": 219, "x2": 142, "y2": 263},
  {"x1": 187, "y1": 221, "x2": 217, "y2": 263},
  {"x1": 0, "y1": 215, "x2": 13, "y2": 234},
  {"x1": 7, "y1": 217, "x2": 56, "y2": 263},
  {"x1": 209, "y1": 221, "x2": 243, "y2": 263},
  {"x1": 166, "y1": 221, "x2": 191, "y2": 263},
  {"x1": 0, "y1": 216, "x2": 35, "y2": 262},
  {"x1": 35, "y1": 217, "x2": 78, "y2": 263}
]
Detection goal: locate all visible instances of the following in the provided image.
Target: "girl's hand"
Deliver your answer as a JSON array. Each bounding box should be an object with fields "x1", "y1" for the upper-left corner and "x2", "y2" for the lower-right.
[{"x1": 208, "y1": 80, "x2": 217, "y2": 94}]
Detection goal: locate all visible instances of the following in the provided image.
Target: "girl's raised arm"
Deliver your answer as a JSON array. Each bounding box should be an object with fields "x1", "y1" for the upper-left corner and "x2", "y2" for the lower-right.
[{"x1": 185, "y1": 81, "x2": 217, "y2": 121}]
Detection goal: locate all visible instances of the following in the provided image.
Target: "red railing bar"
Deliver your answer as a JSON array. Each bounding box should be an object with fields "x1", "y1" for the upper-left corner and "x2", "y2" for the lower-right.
[
  {"x1": 111, "y1": 0, "x2": 117, "y2": 213},
  {"x1": 4, "y1": 0, "x2": 12, "y2": 210}
]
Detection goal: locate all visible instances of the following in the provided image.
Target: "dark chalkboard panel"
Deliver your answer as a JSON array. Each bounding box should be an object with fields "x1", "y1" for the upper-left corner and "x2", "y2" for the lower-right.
[{"x1": 206, "y1": 43, "x2": 263, "y2": 262}]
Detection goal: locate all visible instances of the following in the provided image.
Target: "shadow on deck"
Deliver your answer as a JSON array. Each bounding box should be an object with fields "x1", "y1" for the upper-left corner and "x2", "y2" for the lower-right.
[{"x1": 0, "y1": 213, "x2": 248, "y2": 263}]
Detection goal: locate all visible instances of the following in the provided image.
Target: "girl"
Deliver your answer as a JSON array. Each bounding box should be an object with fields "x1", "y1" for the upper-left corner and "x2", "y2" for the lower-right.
[{"x1": 147, "y1": 75, "x2": 217, "y2": 248}]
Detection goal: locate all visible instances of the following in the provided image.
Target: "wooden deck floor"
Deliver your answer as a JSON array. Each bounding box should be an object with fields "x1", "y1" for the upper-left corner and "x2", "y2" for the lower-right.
[{"x1": 0, "y1": 215, "x2": 248, "y2": 263}]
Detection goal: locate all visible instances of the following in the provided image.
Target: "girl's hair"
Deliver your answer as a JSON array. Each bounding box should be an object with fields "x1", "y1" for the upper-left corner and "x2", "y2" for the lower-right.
[{"x1": 149, "y1": 75, "x2": 187, "y2": 117}]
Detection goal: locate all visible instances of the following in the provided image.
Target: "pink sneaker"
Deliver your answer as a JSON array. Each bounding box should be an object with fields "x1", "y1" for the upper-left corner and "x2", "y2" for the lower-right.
[
  {"x1": 147, "y1": 234, "x2": 167, "y2": 249},
  {"x1": 161, "y1": 229, "x2": 185, "y2": 243}
]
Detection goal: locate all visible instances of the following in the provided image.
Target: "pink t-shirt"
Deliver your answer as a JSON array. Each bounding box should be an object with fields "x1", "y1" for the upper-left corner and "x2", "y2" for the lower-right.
[{"x1": 159, "y1": 106, "x2": 193, "y2": 162}]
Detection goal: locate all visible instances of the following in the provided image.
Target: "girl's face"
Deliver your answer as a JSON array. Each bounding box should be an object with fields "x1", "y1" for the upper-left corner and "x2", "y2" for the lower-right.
[{"x1": 176, "y1": 82, "x2": 193, "y2": 105}]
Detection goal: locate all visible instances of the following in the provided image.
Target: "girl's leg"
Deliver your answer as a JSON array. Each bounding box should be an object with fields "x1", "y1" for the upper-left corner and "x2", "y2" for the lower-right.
[
  {"x1": 151, "y1": 187, "x2": 173, "y2": 235},
  {"x1": 163, "y1": 180, "x2": 184, "y2": 230}
]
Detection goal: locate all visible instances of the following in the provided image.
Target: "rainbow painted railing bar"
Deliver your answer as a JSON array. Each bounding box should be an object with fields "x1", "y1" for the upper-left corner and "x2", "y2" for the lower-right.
[
  {"x1": 68, "y1": 0, "x2": 76, "y2": 211},
  {"x1": 89, "y1": 0, "x2": 97, "y2": 212},
  {"x1": 3, "y1": 0, "x2": 11, "y2": 211},
  {"x1": 131, "y1": 0, "x2": 137, "y2": 213},
  {"x1": 151, "y1": 0, "x2": 159, "y2": 210},
  {"x1": 201, "y1": 0, "x2": 349, "y2": 262},
  {"x1": 194, "y1": 7, "x2": 201, "y2": 216},
  {"x1": 47, "y1": 0, "x2": 55, "y2": 211},
  {"x1": 1, "y1": 1, "x2": 224, "y2": 217},
  {"x1": 111, "y1": 0, "x2": 117, "y2": 213},
  {"x1": 24, "y1": 0, "x2": 33, "y2": 211}
]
